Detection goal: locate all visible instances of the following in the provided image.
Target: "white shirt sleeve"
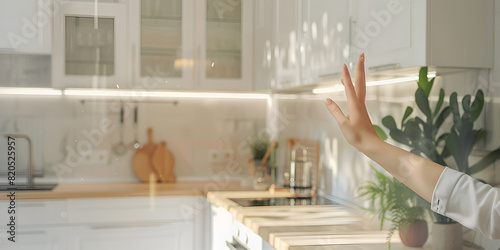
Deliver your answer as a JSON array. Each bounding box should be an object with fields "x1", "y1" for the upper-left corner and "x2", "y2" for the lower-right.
[{"x1": 431, "y1": 167, "x2": 500, "y2": 240}]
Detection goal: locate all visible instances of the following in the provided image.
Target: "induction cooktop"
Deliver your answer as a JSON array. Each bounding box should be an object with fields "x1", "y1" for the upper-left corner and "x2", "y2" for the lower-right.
[{"x1": 229, "y1": 196, "x2": 339, "y2": 207}]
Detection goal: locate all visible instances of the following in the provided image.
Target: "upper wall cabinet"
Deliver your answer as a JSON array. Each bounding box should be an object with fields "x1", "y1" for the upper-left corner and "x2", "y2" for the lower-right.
[
  {"x1": 52, "y1": 0, "x2": 128, "y2": 88},
  {"x1": 254, "y1": 0, "x2": 349, "y2": 90},
  {"x1": 129, "y1": 0, "x2": 195, "y2": 90},
  {"x1": 129, "y1": 0, "x2": 253, "y2": 91},
  {"x1": 301, "y1": 0, "x2": 349, "y2": 84},
  {"x1": 352, "y1": 0, "x2": 494, "y2": 74},
  {"x1": 0, "y1": 0, "x2": 51, "y2": 54},
  {"x1": 196, "y1": 0, "x2": 253, "y2": 91}
]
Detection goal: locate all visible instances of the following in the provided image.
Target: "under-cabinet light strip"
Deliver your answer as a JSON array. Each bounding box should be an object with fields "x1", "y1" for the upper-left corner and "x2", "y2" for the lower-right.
[
  {"x1": 0, "y1": 87, "x2": 269, "y2": 99},
  {"x1": 312, "y1": 72, "x2": 437, "y2": 94},
  {"x1": 63, "y1": 89, "x2": 270, "y2": 99},
  {"x1": 0, "y1": 87, "x2": 63, "y2": 96}
]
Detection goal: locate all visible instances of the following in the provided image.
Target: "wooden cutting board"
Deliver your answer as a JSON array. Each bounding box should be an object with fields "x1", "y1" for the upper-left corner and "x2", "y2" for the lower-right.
[
  {"x1": 132, "y1": 128, "x2": 158, "y2": 182},
  {"x1": 152, "y1": 142, "x2": 176, "y2": 182}
]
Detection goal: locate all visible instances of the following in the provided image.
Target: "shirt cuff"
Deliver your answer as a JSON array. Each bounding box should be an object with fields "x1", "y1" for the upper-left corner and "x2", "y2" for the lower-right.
[{"x1": 431, "y1": 167, "x2": 464, "y2": 214}]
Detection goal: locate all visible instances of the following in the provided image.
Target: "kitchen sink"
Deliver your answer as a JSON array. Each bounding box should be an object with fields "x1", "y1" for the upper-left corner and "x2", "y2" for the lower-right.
[{"x1": 0, "y1": 183, "x2": 58, "y2": 191}]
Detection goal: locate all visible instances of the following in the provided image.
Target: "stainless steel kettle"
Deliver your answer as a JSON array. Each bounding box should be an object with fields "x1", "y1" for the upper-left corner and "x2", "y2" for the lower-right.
[{"x1": 289, "y1": 143, "x2": 312, "y2": 197}]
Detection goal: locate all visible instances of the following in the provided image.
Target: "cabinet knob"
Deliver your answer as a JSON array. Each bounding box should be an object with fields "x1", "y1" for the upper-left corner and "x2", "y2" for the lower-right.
[{"x1": 60, "y1": 211, "x2": 67, "y2": 218}]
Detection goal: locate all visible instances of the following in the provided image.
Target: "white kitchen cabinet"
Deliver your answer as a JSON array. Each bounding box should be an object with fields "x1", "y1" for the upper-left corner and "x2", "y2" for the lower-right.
[
  {"x1": 129, "y1": 0, "x2": 195, "y2": 90},
  {"x1": 0, "y1": 226, "x2": 68, "y2": 250},
  {"x1": 67, "y1": 196, "x2": 208, "y2": 250},
  {"x1": 0, "y1": 196, "x2": 209, "y2": 250},
  {"x1": 352, "y1": 0, "x2": 494, "y2": 73},
  {"x1": 300, "y1": 0, "x2": 349, "y2": 85},
  {"x1": 66, "y1": 222, "x2": 192, "y2": 250},
  {"x1": 0, "y1": 0, "x2": 51, "y2": 54},
  {"x1": 273, "y1": 0, "x2": 301, "y2": 90},
  {"x1": 129, "y1": 0, "x2": 253, "y2": 91},
  {"x1": 257, "y1": 0, "x2": 349, "y2": 90},
  {"x1": 196, "y1": 0, "x2": 253, "y2": 91},
  {"x1": 52, "y1": 0, "x2": 129, "y2": 88},
  {"x1": 253, "y1": 0, "x2": 276, "y2": 91},
  {"x1": 0, "y1": 200, "x2": 68, "y2": 249}
]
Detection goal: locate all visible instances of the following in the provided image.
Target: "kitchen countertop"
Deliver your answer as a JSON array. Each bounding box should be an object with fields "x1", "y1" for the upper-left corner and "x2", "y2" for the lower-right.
[
  {"x1": 0, "y1": 181, "x2": 249, "y2": 200},
  {"x1": 207, "y1": 191, "x2": 434, "y2": 250}
]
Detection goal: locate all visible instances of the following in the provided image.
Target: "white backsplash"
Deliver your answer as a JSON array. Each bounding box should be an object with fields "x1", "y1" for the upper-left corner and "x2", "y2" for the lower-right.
[{"x1": 0, "y1": 96, "x2": 267, "y2": 182}]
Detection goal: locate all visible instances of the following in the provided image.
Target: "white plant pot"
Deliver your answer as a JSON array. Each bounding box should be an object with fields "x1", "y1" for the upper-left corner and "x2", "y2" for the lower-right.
[{"x1": 432, "y1": 222, "x2": 463, "y2": 250}]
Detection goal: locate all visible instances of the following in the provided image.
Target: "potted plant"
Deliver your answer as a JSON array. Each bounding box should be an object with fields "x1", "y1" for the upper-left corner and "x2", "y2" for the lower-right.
[
  {"x1": 373, "y1": 67, "x2": 500, "y2": 249},
  {"x1": 249, "y1": 134, "x2": 270, "y2": 165},
  {"x1": 358, "y1": 166, "x2": 429, "y2": 248},
  {"x1": 248, "y1": 135, "x2": 271, "y2": 190}
]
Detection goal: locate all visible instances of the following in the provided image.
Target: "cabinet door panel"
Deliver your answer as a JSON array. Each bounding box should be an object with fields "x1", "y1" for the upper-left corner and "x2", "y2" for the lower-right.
[
  {"x1": 353, "y1": 0, "x2": 426, "y2": 71},
  {"x1": 197, "y1": 0, "x2": 253, "y2": 91},
  {"x1": 52, "y1": 1, "x2": 128, "y2": 88},
  {"x1": 302, "y1": 0, "x2": 349, "y2": 84},
  {"x1": 68, "y1": 222, "x2": 192, "y2": 250},
  {"x1": 68, "y1": 196, "x2": 197, "y2": 223},
  {"x1": 130, "y1": 0, "x2": 195, "y2": 90},
  {"x1": 0, "y1": 226, "x2": 67, "y2": 250},
  {"x1": 274, "y1": 0, "x2": 300, "y2": 89}
]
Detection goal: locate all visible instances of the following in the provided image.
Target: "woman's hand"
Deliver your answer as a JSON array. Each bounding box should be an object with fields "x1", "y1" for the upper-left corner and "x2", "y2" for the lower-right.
[{"x1": 324, "y1": 54, "x2": 382, "y2": 153}]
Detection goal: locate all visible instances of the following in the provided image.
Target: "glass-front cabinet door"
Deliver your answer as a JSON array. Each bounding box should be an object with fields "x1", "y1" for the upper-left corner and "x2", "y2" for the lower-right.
[
  {"x1": 52, "y1": 0, "x2": 128, "y2": 88},
  {"x1": 129, "y1": 0, "x2": 195, "y2": 90},
  {"x1": 197, "y1": 0, "x2": 252, "y2": 91}
]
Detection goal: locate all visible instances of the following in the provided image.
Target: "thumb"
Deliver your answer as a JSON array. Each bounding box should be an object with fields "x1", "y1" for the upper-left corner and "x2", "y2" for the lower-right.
[{"x1": 325, "y1": 98, "x2": 348, "y2": 125}]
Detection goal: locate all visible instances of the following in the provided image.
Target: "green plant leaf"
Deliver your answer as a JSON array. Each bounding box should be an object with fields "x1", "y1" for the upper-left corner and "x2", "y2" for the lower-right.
[
  {"x1": 414, "y1": 117, "x2": 432, "y2": 139},
  {"x1": 417, "y1": 67, "x2": 432, "y2": 96},
  {"x1": 433, "y1": 88, "x2": 445, "y2": 117},
  {"x1": 462, "y1": 94, "x2": 471, "y2": 112},
  {"x1": 401, "y1": 106, "x2": 413, "y2": 127},
  {"x1": 403, "y1": 120, "x2": 421, "y2": 141},
  {"x1": 436, "y1": 133, "x2": 449, "y2": 146},
  {"x1": 390, "y1": 129, "x2": 410, "y2": 146},
  {"x1": 445, "y1": 130, "x2": 463, "y2": 172},
  {"x1": 470, "y1": 89, "x2": 484, "y2": 122},
  {"x1": 415, "y1": 88, "x2": 432, "y2": 122},
  {"x1": 373, "y1": 125, "x2": 388, "y2": 140},
  {"x1": 382, "y1": 116, "x2": 398, "y2": 130},
  {"x1": 449, "y1": 93, "x2": 461, "y2": 127},
  {"x1": 434, "y1": 106, "x2": 451, "y2": 131},
  {"x1": 469, "y1": 148, "x2": 500, "y2": 175}
]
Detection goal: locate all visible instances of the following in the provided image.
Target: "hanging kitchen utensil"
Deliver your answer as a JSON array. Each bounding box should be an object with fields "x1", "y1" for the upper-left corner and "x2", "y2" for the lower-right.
[
  {"x1": 112, "y1": 104, "x2": 128, "y2": 156},
  {"x1": 132, "y1": 127, "x2": 158, "y2": 182},
  {"x1": 151, "y1": 141, "x2": 176, "y2": 182},
  {"x1": 130, "y1": 104, "x2": 141, "y2": 150}
]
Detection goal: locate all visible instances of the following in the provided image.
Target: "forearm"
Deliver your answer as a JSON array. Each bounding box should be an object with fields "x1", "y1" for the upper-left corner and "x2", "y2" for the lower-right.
[{"x1": 361, "y1": 139, "x2": 445, "y2": 203}]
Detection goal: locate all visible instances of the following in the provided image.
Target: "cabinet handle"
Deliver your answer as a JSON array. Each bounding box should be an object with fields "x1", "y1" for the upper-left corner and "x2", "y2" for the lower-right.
[
  {"x1": 89, "y1": 224, "x2": 164, "y2": 230},
  {"x1": 225, "y1": 241, "x2": 238, "y2": 250},
  {"x1": 225, "y1": 236, "x2": 250, "y2": 250},
  {"x1": 18, "y1": 230, "x2": 47, "y2": 235},
  {"x1": 368, "y1": 63, "x2": 401, "y2": 71},
  {"x1": 19, "y1": 203, "x2": 47, "y2": 208}
]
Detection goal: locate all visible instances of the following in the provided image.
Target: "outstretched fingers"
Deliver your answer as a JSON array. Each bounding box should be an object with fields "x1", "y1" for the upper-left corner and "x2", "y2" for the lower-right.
[
  {"x1": 355, "y1": 53, "x2": 366, "y2": 104},
  {"x1": 325, "y1": 98, "x2": 348, "y2": 126}
]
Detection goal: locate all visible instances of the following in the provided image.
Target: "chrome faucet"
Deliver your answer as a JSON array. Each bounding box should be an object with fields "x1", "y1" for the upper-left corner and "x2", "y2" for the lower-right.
[{"x1": 3, "y1": 134, "x2": 33, "y2": 188}]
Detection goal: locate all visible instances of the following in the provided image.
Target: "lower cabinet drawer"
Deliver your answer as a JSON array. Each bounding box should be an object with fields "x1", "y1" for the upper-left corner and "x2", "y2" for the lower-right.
[
  {"x1": 0, "y1": 199, "x2": 68, "y2": 226},
  {"x1": 66, "y1": 221, "x2": 193, "y2": 250},
  {"x1": 67, "y1": 196, "x2": 200, "y2": 223}
]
